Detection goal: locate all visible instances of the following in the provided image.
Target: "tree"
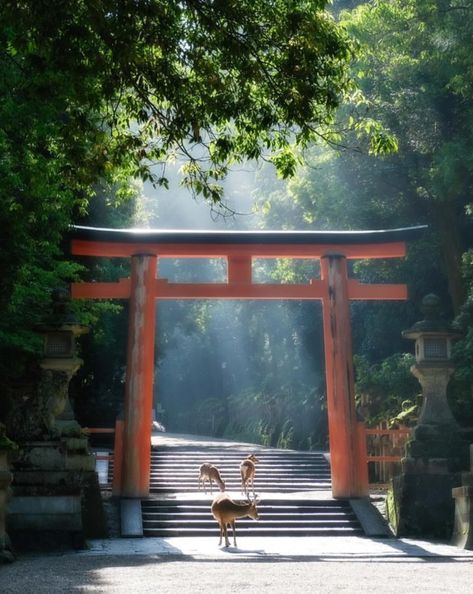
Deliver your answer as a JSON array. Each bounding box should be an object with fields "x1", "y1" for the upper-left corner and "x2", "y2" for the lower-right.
[
  {"x1": 339, "y1": 0, "x2": 473, "y2": 312},
  {"x1": 0, "y1": 0, "x2": 355, "y2": 379},
  {"x1": 261, "y1": 0, "x2": 473, "y2": 311},
  {"x1": 248, "y1": 0, "x2": 473, "y2": 426},
  {"x1": 1, "y1": 0, "x2": 355, "y2": 200}
]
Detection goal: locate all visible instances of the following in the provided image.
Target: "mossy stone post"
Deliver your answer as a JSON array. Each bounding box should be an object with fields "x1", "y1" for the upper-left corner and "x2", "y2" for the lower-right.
[
  {"x1": 7, "y1": 289, "x2": 107, "y2": 550},
  {"x1": 452, "y1": 444, "x2": 473, "y2": 549},
  {"x1": 0, "y1": 424, "x2": 15, "y2": 563},
  {"x1": 387, "y1": 294, "x2": 467, "y2": 538}
]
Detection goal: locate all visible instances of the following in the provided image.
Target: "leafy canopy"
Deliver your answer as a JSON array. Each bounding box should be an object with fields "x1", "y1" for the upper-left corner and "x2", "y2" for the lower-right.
[
  {"x1": 2, "y1": 0, "x2": 354, "y2": 201},
  {"x1": 339, "y1": 0, "x2": 473, "y2": 314},
  {"x1": 0, "y1": 0, "x2": 355, "y2": 364}
]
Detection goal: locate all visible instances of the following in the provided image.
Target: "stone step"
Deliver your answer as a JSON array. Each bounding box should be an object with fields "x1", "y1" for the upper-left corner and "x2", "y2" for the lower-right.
[
  {"x1": 150, "y1": 475, "x2": 331, "y2": 481},
  {"x1": 150, "y1": 465, "x2": 331, "y2": 471},
  {"x1": 150, "y1": 481, "x2": 330, "y2": 493},
  {"x1": 140, "y1": 440, "x2": 365, "y2": 537},
  {"x1": 143, "y1": 526, "x2": 363, "y2": 537},
  {"x1": 143, "y1": 519, "x2": 359, "y2": 530},
  {"x1": 151, "y1": 456, "x2": 327, "y2": 468},
  {"x1": 152, "y1": 455, "x2": 326, "y2": 458},
  {"x1": 151, "y1": 473, "x2": 330, "y2": 479},
  {"x1": 142, "y1": 501, "x2": 350, "y2": 510},
  {"x1": 151, "y1": 458, "x2": 327, "y2": 464},
  {"x1": 143, "y1": 512, "x2": 355, "y2": 521},
  {"x1": 148, "y1": 446, "x2": 333, "y2": 494},
  {"x1": 149, "y1": 482, "x2": 331, "y2": 487},
  {"x1": 153, "y1": 474, "x2": 329, "y2": 479}
]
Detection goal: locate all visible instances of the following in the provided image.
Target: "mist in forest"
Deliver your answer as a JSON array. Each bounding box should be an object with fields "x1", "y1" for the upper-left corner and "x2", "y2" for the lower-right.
[
  {"x1": 143, "y1": 161, "x2": 262, "y2": 230},
  {"x1": 142, "y1": 164, "x2": 327, "y2": 449}
]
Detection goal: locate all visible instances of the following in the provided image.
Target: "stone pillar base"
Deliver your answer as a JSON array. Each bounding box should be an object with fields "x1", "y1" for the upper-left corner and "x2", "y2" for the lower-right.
[
  {"x1": 8, "y1": 494, "x2": 85, "y2": 551},
  {"x1": 8, "y1": 469, "x2": 108, "y2": 551},
  {"x1": 387, "y1": 460, "x2": 461, "y2": 539},
  {"x1": 0, "y1": 447, "x2": 14, "y2": 563},
  {"x1": 451, "y1": 446, "x2": 473, "y2": 549},
  {"x1": 452, "y1": 486, "x2": 473, "y2": 549}
]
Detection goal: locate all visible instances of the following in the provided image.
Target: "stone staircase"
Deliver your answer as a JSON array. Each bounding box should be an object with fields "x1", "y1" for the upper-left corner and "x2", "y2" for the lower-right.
[
  {"x1": 149, "y1": 446, "x2": 331, "y2": 493},
  {"x1": 142, "y1": 498, "x2": 362, "y2": 537},
  {"x1": 141, "y1": 443, "x2": 365, "y2": 537}
]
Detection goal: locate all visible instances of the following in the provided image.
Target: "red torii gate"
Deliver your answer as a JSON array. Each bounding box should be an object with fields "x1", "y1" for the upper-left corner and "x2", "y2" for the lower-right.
[{"x1": 69, "y1": 225, "x2": 425, "y2": 499}]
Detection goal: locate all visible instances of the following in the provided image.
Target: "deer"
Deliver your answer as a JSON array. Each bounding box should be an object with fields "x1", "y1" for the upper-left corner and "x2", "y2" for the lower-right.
[
  {"x1": 240, "y1": 453, "x2": 260, "y2": 499},
  {"x1": 211, "y1": 492, "x2": 259, "y2": 547},
  {"x1": 198, "y1": 462, "x2": 226, "y2": 493}
]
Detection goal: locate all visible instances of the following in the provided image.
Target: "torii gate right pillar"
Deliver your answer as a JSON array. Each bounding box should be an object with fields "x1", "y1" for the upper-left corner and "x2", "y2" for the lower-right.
[{"x1": 321, "y1": 255, "x2": 368, "y2": 498}]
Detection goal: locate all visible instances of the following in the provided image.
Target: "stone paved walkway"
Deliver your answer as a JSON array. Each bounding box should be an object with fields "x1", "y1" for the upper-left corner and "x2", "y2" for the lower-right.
[{"x1": 82, "y1": 535, "x2": 473, "y2": 560}]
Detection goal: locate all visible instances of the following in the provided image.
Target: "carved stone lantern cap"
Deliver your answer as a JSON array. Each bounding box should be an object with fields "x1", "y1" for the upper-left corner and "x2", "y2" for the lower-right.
[
  {"x1": 35, "y1": 287, "x2": 88, "y2": 335},
  {"x1": 402, "y1": 293, "x2": 461, "y2": 340},
  {"x1": 34, "y1": 288, "x2": 88, "y2": 366},
  {"x1": 402, "y1": 294, "x2": 461, "y2": 365}
]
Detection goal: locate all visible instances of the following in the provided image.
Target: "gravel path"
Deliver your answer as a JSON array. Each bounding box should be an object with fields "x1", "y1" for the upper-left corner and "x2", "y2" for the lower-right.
[{"x1": 1, "y1": 549, "x2": 473, "y2": 594}]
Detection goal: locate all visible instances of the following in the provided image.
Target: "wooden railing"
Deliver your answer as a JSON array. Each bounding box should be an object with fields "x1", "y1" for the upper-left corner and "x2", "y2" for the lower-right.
[
  {"x1": 360, "y1": 425, "x2": 473, "y2": 489},
  {"x1": 83, "y1": 421, "x2": 124, "y2": 495},
  {"x1": 361, "y1": 425, "x2": 412, "y2": 488}
]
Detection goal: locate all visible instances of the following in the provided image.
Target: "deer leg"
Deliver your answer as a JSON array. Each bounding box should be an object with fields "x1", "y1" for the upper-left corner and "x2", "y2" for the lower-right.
[
  {"x1": 223, "y1": 523, "x2": 230, "y2": 547},
  {"x1": 231, "y1": 520, "x2": 237, "y2": 547},
  {"x1": 244, "y1": 480, "x2": 250, "y2": 501},
  {"x1": 218, "y1": 521, "x2": 224, "y2": 546}
]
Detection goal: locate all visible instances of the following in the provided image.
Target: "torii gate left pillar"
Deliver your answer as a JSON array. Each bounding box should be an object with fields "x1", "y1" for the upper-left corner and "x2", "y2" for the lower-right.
[{"x1": 122, "y1": 254, "x2": 157, "y2": 497}]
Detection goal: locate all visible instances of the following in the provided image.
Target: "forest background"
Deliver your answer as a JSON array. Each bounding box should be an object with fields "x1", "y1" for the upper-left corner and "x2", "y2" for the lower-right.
[{"x1": 1, "y1": 0, "x2": 473, "y2": 450}]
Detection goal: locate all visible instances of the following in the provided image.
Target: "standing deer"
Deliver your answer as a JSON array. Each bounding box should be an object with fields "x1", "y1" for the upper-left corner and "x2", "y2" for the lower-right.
[
  {"x1": 240, "y1": 454, "x2": 259, "y2": 498},
  {"x1": 211, "y1": 492, "x2": 259, "y2": 547},
  {"x1": 198, "y1": 463, "x2": 226, "y2": 493}
]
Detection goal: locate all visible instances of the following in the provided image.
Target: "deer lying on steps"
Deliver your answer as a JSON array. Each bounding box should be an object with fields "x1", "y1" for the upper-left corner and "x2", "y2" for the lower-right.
[
  {"x1": 198, "y1": 463, "x2": 226, "y2": 493},
  {"x1": 240, "y1": 454, "x2": 259, "y2": 498},
  {"x1": 211, "y1": 492, "x2": 259, "y2": 547}
]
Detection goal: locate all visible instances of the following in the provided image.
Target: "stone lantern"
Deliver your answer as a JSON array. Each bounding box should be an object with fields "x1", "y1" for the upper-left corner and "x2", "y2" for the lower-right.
[
  {"x1": 387, "y1": 294, "x2": 468, "y2": 539},
  {"x1": 402, "y1": 293, "x2": 461, "y2": 434},
  {"x1": 34, "y1": 287, "x2": 89, "y2": 437}
]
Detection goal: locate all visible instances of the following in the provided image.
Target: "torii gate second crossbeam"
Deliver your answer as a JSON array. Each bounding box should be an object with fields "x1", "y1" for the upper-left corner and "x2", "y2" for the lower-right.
[{"x1": 69, "y1": 225, "x2": 426, "y2": 499}]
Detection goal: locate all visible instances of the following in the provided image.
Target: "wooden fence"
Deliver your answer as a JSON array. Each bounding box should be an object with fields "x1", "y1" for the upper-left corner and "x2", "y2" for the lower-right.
[
  {"x1": 362, "y1": 425, "x2": 412, "y2": 488},
  {"x1": 83, "y1": 421, "x2": 123, "y2": 494}
]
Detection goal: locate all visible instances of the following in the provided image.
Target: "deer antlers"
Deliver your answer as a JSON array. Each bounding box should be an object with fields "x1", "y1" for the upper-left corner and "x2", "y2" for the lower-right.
[
  {"x1": 211, "y1": 492, "x2": 260, "y2": 547},
  {"x1": 199, "y1": 453, "x2": 262, "y2": 547}
]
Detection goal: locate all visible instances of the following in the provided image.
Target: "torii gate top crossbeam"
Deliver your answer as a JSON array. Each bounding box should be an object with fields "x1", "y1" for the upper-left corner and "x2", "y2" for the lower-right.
[
  {"x1": 69, "y1": 225, "x2": 427, "y2": 302},
  {"x1": 69, "y1": 225, "x2": 427, "y2": 259}
]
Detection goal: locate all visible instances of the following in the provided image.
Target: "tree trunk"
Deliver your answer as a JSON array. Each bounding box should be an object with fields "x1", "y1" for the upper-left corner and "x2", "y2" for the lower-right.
[{"x1": 432, "y1": 200, "x2": 465, "y2": 314}]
